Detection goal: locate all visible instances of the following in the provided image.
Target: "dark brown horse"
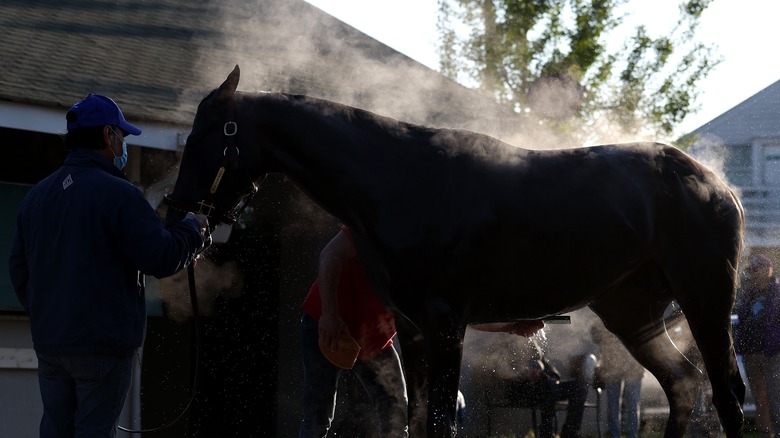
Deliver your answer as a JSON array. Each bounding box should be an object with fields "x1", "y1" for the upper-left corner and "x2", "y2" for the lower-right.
[{"x1": 164, "y1": 65, "x2": 745, "y2": 437}]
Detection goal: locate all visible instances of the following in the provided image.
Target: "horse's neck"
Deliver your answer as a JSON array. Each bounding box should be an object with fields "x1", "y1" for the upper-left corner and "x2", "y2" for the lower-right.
[{"x1": 256, "y1": 95, "x2": 402, "y2": 224}]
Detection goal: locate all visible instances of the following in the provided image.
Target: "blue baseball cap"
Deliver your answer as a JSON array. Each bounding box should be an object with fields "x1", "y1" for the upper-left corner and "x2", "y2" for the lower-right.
[{"x1": 66, "y1": 93, "x2": 142, "y2": 135}]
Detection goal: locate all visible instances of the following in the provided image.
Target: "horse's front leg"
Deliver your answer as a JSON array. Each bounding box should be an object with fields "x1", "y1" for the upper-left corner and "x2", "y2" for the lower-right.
[
  {"x1": 396, "y1": 316, "x2": 428, "y2": 438},
  {"x1": 424, "y1": 306, "x2": 467, "y2": 437}
]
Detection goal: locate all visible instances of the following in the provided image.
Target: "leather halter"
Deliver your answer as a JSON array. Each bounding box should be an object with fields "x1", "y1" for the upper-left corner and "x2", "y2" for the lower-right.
[{"x1": 164, "y1": 100, "x2": 258, "y2": 225}]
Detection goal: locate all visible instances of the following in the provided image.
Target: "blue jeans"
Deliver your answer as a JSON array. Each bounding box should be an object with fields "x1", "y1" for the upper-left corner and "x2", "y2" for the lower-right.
[
  {"x1": 605, "y1": 378, "x2": 642, "y2": 438},
  {"x1": 36, "y1": 352, "x2": 133, "y2": 438},
  {"x1": 299, "y1": 313, "x2": 408, "y2": 438}
]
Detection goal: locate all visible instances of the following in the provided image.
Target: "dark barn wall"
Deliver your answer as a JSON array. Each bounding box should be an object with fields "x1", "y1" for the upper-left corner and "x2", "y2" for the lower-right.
[
  {"x1": 140, "y1": 317, "x2": 195, "y2": 436},
  {"x1": 0, "y1": 127, "x2": 67, "y2": 186},
  {"x1": 186, "y1": 217, "x2": 282, "y2": 437},
  {"x1": 271, "y1": 179, "x2": 339, "y2": 436}
]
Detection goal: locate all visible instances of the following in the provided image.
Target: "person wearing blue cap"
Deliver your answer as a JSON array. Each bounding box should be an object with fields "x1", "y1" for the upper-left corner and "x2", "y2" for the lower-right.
[{"x1": 8, "y1": 94, "x2": 209, "y2": 438}]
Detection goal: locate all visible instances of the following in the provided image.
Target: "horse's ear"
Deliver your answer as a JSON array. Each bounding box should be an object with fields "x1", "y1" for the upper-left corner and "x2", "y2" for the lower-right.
[{"x1": 216, "y1": 65, "x2": 240, "y2": 101}]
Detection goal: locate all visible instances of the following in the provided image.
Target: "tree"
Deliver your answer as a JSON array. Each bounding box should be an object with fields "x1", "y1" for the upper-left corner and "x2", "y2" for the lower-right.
[{"x1": 437, "y1": 0, "x2": 720, "y2": 142}]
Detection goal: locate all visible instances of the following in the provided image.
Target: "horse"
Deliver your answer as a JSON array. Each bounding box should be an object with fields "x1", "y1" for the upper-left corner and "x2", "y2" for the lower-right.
[{"x1": 164, "y1": 65, "x2": 746, "y2": 438}]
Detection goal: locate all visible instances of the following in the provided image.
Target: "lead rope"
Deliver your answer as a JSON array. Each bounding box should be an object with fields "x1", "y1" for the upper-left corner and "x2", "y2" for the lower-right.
[{"x1": 118, "y1": 262, "x2": 202, "y2": 434}]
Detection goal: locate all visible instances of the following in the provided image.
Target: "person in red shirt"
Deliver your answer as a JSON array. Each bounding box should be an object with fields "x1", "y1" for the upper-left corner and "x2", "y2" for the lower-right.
[{"x1": 299, "y1": 226, "x2": 407, "y2": 438}]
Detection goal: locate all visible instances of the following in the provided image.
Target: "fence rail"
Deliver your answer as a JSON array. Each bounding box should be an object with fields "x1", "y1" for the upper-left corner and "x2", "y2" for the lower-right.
[{"x1": 737, "y1": 186, "x2": 780, "y2": 245}]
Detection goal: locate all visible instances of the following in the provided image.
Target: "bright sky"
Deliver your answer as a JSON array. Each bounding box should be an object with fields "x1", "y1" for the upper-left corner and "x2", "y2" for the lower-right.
[{"x1": 305, "y1": 0, "x2": 780, "y2": 136}]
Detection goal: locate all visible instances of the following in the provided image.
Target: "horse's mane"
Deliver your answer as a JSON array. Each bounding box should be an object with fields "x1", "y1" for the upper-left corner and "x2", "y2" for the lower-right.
[
  {"x1": 280, "y1": 92, "x2": 438, "y2": 138},
  {"x1": 265, "y1": 92, "x2": 534, "y2": 165}
]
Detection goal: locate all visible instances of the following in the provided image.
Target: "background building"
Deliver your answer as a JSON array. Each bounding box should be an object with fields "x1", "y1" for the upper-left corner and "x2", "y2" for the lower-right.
[{"x1": 690, "y1": 79, "x2": 780, "y2": 254}]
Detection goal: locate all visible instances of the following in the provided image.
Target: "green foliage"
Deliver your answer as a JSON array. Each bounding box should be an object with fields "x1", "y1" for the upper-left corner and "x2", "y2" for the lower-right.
[{"x1": 437, "y1": 0, "x2": 721, "y2": 141}]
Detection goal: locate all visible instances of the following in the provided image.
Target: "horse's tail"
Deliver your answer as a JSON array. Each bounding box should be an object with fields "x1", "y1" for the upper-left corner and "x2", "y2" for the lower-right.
[
  {"x1": 722, "y1": 182, "x2": 746, "y2": 286},
  {"x1": 651, "y1": 144, "x2": 746, "y2": 438}
]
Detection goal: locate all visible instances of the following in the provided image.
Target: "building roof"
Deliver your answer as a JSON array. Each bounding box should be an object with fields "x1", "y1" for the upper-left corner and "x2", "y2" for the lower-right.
[
  {"x1": 0, "y1": 0, "x2": 518, "y2": 136},
  {"x1": 692, "y1": 78, "x2": 780, "y2": 145}
]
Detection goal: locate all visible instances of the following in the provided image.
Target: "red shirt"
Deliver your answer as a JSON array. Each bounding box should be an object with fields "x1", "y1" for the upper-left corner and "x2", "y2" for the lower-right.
[{"x1": 301, "y1": 229, "x2": 396, "y2": 359}]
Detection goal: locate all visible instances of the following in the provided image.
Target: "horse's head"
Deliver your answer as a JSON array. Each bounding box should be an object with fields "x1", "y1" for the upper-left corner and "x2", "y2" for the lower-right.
[{"x1": 164, "y1": 65, "x2": 261, "y2": 229}]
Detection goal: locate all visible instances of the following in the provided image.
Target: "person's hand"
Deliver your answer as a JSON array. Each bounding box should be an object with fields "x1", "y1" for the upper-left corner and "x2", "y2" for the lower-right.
[
  {"x1": 186, "y1": 212, "x2": 209, "y2": 236},
  {"x1": 469, "y1": 320, "x2": 545, "y2": 337},
  {"x1": 506, "y1": 320, "x2": 545, "y2": 337},
  {"x1": 318, "y1": 311, "x2": 350, "y2": 352}
]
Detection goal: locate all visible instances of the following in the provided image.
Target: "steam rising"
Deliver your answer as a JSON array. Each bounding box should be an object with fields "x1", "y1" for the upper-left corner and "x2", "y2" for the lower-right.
[
  {"x1": 157, "y1": 256, "x2": 244, "y2": 322},
  {"x1": 458, "y1": 307, "x2": 708, "y2": 435},
  {"x1": 173, "y1": 0, "x2": 702, "y2": 161},
  {"x1": 687, "y1": 133, "x2": 731, "y2": 187}
]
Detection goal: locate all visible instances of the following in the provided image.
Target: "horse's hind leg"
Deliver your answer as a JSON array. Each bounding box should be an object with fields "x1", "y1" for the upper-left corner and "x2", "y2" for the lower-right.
[
  {"x1": 590, "y1": 265, "x2": 702, "y2": 438},
  {"x1": 666, "y1": 256, "x2": 745, "y2": 438}
]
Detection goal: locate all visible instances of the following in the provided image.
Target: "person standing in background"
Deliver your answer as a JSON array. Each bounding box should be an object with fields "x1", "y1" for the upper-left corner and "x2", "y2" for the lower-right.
[
  {"x1": 734, "y1": 254, "x2": 780, "y2": 438},
  {"x1": 590, "y1": 321, "x2": 645, "y2": 438}
]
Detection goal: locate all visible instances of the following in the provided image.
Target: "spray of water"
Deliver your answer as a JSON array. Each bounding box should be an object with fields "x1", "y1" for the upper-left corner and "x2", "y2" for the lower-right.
[{"x1": 157, "y1": 256, "x2": 244, "y2": 322}]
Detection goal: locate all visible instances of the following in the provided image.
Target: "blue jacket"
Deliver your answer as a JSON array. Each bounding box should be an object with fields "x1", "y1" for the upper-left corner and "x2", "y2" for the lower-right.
[{"x1": 8, "y1": 149, "x2": 204, "y2": 356}]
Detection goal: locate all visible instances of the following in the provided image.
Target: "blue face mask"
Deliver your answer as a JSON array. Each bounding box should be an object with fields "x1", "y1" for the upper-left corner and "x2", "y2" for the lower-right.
[{"x1": 109, "y1": 127, "x2": 128, "y2": 170}]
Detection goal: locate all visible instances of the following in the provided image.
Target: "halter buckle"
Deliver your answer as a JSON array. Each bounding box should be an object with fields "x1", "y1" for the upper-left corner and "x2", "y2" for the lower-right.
[{"x1": 223, "y1": 122, "x2": 238, "y2": 136}]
